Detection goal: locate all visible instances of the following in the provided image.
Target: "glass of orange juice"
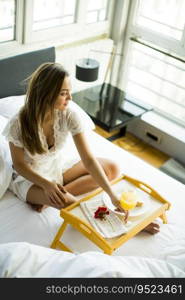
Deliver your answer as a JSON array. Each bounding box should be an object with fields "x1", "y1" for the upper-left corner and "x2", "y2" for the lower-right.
[{"x1": 120, "y1": 190, "x2": 137, "y2": 210}]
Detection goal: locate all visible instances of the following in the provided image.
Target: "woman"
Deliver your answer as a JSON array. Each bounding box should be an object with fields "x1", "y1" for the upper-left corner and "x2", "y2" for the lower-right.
[
  {"x1": 3, "y1": 63, "x2": 122, "y2": 208},
  {"x1": 3, "y1": 62, "x2": 159, "y2": 233}
]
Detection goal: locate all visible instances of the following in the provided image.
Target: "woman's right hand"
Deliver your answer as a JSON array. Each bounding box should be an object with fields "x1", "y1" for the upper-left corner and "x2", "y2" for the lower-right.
[
  {"x1": 42, "y1": 181, "x2": 68, "y2": 208},
  {"x1": 110, "y1": 194, "x2": 129, "y2": 223}
]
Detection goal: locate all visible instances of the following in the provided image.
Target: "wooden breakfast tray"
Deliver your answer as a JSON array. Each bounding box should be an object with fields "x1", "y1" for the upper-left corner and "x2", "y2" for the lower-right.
[{"x1": 50, "y1": 175, "x2": 171, "y2": 255}]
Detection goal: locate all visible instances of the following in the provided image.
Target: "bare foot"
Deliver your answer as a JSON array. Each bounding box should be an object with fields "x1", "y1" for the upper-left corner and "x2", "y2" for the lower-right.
[
  {"x1": 29, "y1": 203, "x2": 48, "y2": 213},
  {"x1": 142, "y1": 222, "x2": 160, "y2": 234}
]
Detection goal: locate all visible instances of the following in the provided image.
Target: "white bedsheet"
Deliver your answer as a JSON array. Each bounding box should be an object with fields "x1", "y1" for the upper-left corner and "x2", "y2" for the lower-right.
[
  {"x1": 0, "y1": 242, "x2": 185, "y2": 278},
  {"x1": 0, "y1": 131, "x2": 185, "y2": 277}
]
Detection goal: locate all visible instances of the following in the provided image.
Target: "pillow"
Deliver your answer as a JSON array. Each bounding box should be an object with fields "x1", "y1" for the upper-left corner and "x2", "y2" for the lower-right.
[
  {"x1": 0, "y1": 95, "x2": 25, "y2": 119},
  {"x1": 0, "y1": 114, "x2": 9, "y2": 134},
  {"x1": 0, "y1": 115, "x2": 12, "y2": 199},
  {"x1": 0, "y1": 95, "x2": 95, "y2": 130}
]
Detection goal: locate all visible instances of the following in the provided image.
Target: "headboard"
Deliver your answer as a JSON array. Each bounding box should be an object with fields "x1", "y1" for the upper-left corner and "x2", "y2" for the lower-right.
[{"x1": 0, "y1": 47, "x2": 55, "y2": 99}]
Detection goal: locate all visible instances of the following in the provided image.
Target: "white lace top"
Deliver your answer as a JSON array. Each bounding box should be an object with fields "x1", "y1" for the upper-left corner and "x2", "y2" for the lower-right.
[{"x1": 2, "y1": 107, "x2": 84, "y2": 183}]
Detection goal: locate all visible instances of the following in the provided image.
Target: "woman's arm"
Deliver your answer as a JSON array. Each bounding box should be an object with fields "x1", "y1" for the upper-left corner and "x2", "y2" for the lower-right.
[
  {"x1": 73, "y1": 133, "x2": 128, "y2": 218},
  {"x1": 9, "y1": 142, "x2": 67, "y2": 206}
]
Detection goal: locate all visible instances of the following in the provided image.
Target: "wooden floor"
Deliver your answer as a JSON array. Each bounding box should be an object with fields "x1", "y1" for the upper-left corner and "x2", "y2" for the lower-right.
[{"x1": 94, "y1": 125, "x2": 169, "y2": 168}]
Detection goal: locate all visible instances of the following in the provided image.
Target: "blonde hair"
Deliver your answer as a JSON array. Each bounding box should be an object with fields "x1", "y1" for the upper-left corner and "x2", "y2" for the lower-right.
[{"x1": 19, "y1": 62, "x2": 69, "y2": 155}]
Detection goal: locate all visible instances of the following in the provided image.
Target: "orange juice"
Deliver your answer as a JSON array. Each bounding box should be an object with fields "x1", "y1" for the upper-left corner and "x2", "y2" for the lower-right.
[{"x1": 120, "y1": 190, "x2": 137, "y2": 210}]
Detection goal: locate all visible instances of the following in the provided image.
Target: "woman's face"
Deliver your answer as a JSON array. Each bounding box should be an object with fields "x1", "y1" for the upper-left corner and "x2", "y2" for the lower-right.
[{"x1": 54, "y1": 76, "x2": 72, "y2": 110}]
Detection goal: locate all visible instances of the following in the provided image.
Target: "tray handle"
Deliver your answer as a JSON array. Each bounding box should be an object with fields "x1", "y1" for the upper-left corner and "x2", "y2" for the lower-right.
[
  {"x1": 61, "y1": 210, "x2": 112, "y2": 253},
  {"x1": 124, "y1": 175, "x2": 171, "y2": 209}
]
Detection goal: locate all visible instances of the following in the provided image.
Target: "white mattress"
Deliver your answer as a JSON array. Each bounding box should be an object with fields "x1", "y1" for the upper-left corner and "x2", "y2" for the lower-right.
[{"x1": 0, "y1": 131, "x2": 185, "y2": 263}]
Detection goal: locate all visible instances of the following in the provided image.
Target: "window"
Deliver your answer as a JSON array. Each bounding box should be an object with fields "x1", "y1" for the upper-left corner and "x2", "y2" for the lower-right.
[
  {"x1": 131, "y1": 0, "x2": 185, "y2": 57},
  {"x1": 0, "y1": 0, "x2": 113, "y2": 50},
  {"x1": 33, "y1": 0, "x2": 76, "y2": 31},
  {"x1": 135, "y1": 0, "x2": 185, "y2": 41},
  {"x1": 124, "y1": 0, "x2": 185, "y2": 126},
  {"x1": 0, "y1": 0, "x2": 16, "y2": 43},
  {"x1": 126, "y1": 42, "x2": 185, "y2": 125},
  {"x1": 86, "y1": 0, "x2": 108, "y2": 24}
]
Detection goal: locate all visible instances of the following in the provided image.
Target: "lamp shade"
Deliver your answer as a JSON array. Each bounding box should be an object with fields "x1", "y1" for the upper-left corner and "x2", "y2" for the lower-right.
[{"x1": 76, "y1": 58, "x2": 99, "y2": 82}]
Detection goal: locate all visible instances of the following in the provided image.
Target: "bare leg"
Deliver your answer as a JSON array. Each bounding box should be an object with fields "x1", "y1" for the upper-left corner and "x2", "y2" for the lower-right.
[
  {"x1": 26, "y1": 156, "x2": 160, "y2": 234},
  {"x1": 27, "y1": 157, "x2": 120, "y2": 212},
  {"x1": 26, "y1": 184, "x2": 77, "y2": 211},
  {"x1": 63, "y1": 158, "x2": 160, "y2": 234},
  {"x1": 63, "y1": 157, "x2": 120, "y2": 195}
]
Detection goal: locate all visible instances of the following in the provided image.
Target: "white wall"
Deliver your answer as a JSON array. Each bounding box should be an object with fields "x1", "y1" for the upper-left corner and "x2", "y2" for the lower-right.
[
  {"x1": 55, "y1": 38, "x2": 114, "y2": 93},
  {"x1": 127, "y1": 111, "x2": 185, "y2": 165}
]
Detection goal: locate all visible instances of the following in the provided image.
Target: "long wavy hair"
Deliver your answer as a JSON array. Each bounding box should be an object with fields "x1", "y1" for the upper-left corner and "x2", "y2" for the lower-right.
[{"x1": 19, "y1": 62, "x2": 69, "y2": 155}]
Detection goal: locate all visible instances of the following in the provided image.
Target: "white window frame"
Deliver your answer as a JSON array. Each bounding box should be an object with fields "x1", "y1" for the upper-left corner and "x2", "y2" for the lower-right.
[
  {"x1": 0, "y1": 0, "x2": 24, "y2": 57},
  {"x1": 0, "y1": 0, "x2": 114, "y2": 58},
  {"x1": 23, "y1": 0, "x2": 114, "y2": 44},
  {"x1": 116, "y1": 0, "x2": 185, "y2": 89},
  {"x1": 86, "y1": 0, "x2": 109, "y2": 24},
  {"x1": 117, "y1": 0, "x2": 185, "y2": 127},
  {"x1": 131, "y1": 0, "x2": 185, "y2": 58}
]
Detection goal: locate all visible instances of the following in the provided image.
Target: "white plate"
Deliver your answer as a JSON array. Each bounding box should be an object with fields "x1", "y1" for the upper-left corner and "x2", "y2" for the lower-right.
[{"x1": 102, "y1": 191, "x2": 150, "y2": 218}]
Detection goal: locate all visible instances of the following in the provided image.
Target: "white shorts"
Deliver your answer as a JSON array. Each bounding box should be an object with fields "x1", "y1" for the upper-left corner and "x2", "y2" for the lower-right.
[
  {"x1": 9, "y1": 176, "x2": 34, "y2": 202},
  {"x1": 9, "y1": 157, "x2": 81, "y2": 202}
]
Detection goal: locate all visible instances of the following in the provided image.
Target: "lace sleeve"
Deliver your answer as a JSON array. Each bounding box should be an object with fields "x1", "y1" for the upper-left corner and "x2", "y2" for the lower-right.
[
  {"x1": 66, "y1": 108, "x2": 85, "y2": 136},
  {"x1": 2, "y1": 114, "x2": 23, "y2": 148}
]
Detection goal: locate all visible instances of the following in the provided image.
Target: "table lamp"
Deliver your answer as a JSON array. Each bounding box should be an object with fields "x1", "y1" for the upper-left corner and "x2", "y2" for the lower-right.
[
  {"x1": 75, "y1": 46, "x2": 122, "y2": 102},
  {"x1": 75, "y1": 46, "x2": 120, "y2": 85},
  {"x1": 76, "y1": 58, "x2": 99, "y2": 82}
]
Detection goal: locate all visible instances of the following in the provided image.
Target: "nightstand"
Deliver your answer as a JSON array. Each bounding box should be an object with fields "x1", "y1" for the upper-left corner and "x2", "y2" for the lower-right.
[{"x1": 72, "y1": 83, "x2": 152, "y2": 141}]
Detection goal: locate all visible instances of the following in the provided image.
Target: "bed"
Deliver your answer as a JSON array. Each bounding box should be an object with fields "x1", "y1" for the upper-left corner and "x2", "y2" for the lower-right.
[{"x1": 0, "y1": 47, "x2": 185, "y2": 278}]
